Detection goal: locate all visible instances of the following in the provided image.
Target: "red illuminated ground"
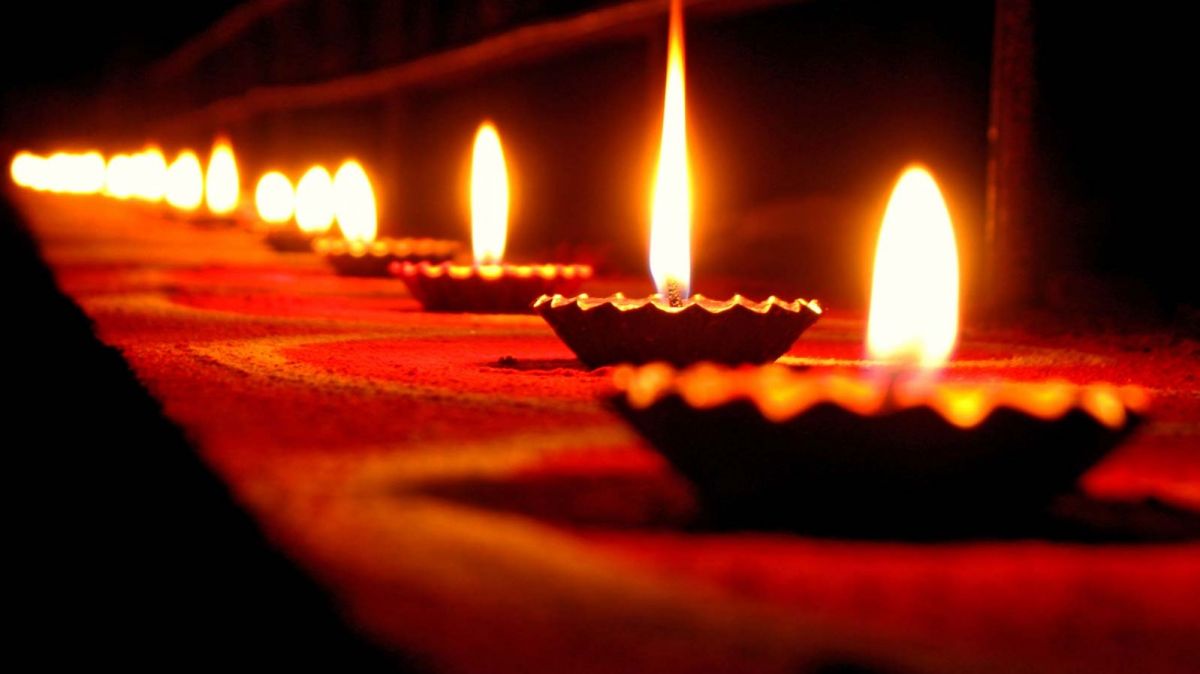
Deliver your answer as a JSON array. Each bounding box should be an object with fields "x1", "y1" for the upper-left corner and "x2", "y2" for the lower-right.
[{"x1": 17, "y1": 193, "x2": 1200, "y2": 674}]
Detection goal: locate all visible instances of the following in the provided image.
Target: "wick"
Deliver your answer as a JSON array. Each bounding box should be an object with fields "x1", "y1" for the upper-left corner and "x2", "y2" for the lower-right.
[{"x1": 665, "y1": 279, "x2": 684, "y2": 308}]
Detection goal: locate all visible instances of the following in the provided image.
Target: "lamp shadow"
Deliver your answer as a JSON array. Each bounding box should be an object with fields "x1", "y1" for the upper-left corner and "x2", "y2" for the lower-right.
[
  {"x1": 483, "y1": 356, "x2": 589, "y2": 372},
  {"x1": 413, "y1": 468, "x2": 697, "y2": 530},
  {"x1": 409, "y1": 466, "x2": 1200, "y2": 543},
  {"x1": 684, "y1": 493, "x2": 1200, "y2": 542}
]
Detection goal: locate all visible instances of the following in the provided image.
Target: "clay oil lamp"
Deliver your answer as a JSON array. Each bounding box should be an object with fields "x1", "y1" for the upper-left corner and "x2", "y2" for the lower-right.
[
  {"x1": 393, "y1": 121, "x2": 591, "y2": 312},
  {"x1": 534, "y1": 0, "x2": 820, "y2": 366},
  {"x1": 314, "y1": 160, "x2": 460, "y2": 276},
  {"x1": 609, "y1": 166, "x2": 1149, "y2": 533},
  {"x1": 161, "y1": 139, "x2": 245, "y2": 227},
  {"x1": 256, "y1": 170, "x2": 314, "y2": 252},
  {"x1": 198, "y1": 138, "x2": 243, "y2": 226}
]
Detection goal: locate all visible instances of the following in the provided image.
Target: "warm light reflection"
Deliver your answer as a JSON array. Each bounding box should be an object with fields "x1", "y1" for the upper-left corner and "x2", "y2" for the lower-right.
[
  {"x1": 132, "y1": 147, "x2": 168, "y2": 202},
  {"x1": 931, "y1": 385, "x2": 992, "y2": 428},
  {"x1": 649, "y1": 0, "x2": 692, "y2": 301},
  {"x1": 1081, "y1": 384, "x2": 1127, "y2": 429},
  {"x1": 255, "y1": 171, "x2": 294, "y2": 224},
  {"x1": 866, "y1": 165, "x2": 959, "y2": 369},
  {"x1": 470, "y1": 122, "x2": 509, "y2": 264},
  {"x1": 294, "y1": 166, "x2": 335, "y2": 234},
  {"x1": 165, "y1": 151, "x2": 204, "y2": 210},
  {"x1": 333, "y1": 160, "x2": 378, "y2": 242},
  {"x1": 205, "y1": 139, "x2": 240, "y2": 215}
]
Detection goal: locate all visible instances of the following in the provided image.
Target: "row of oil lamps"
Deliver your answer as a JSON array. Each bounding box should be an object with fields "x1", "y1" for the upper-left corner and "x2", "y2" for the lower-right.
[{"x1": 8, "y1": 0, "x2": 1146, "y2": 531}]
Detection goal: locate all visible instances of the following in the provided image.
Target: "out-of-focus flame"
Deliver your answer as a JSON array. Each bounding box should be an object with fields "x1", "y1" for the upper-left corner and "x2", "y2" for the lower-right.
[
  {"x1": 649, "y1": 0, "x2": 692, "y2": 301},
  {"x1": 132, "y1": 147, "x2": 168, "y2": 202},
  {"x1": 205, "y1": 139, "x2": 240, "y2": 215},
  {"x1": 165, "y1": 151, "x2": 204, "y2": 210},
  {"x1": 9, "y1": 149, "x2": 35, "y2": 185},
  {"x1": 105, "y1": 154, "x2": 137, "y2": 199},
  {"x1": 333, "y1": 160, "x2": 378, "y2": 242},
  {"x1": 294, "y1": 165, "x2": 335, "y2": 234},
  {"x1": 10, "y1": 151, "x2": 43, "y2": 188},
  {"x1": 12, "y1": 150, "x2": 103, "y2": 194},
  {"x1": 254, "y1": 171, "x2": 294, "y2": 224},
  {"x1": 46, "y1": 153, "x2": 75, "y2": 192},
  {"x1": 470, "y1": 122, "x2": 509, "y2": 265},
  {"x1": 28, "y1": 152, "x2": 106, "y2": 194},
  {"x1": 866, "y1": 165, "x2": 959, "y2": 369},
  {"x1": 9, "y1": 152, "x2": 31, "y2": 186},
  {"x1": 76, "y1": 151, "x2": 107, "y2": 194}
]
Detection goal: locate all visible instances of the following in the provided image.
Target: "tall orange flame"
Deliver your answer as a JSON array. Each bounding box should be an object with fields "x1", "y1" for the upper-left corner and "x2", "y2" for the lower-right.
[
  {"x1": 294, "y1": 166, "x2": 336, "y2": 234},
  {"x1": 104, "y1": 154, "x2": 136, "y2": 199},
  {"x1": 471, "y1": 122, "x2": 510, "y2": 265},
  {"x1": 10, "y1": 151, "x2": 43, "y2": 189},
  {"x1": 333, "y1": 160, "x2": 378, "y2": 242},
  {"x1": 255, "y1": 171, "x2": 294, "y2": 224},
  {"x1": 866, "y1": 165, "x2": 960, "y2": 369},
  {"x1": 165, "y1": 151, "x2": 204, "y2": 210},
  {"x1": 133, "y1": 147, "x2": 168, "y2": 202},
  {"x1": 43, "y1": 152, "x2": 106, "y2": 194},
  {"x1": 205, "y1": 139, "x2": 240, "y2": 215},
  {"x1": 649, "y1": 0, "x2": 692, "y2": 302}
]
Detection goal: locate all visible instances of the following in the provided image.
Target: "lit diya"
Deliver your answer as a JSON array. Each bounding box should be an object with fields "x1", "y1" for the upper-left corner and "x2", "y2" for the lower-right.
[
  {"x1": 102, "y1": 152, "x2": 139, "y2": 200},
  {"x1": 610, "y1": 166, "x2": 1149, "y2": 533},
  {"x1": 392, "y1": 121, "x2": 591, "y2": 313},
  {"x1": 10, "y1": 150, "x2": 106, "y2": 194},
  {"x1": 314, "y1": 160, "x2": 460, "y2": 276},
  {"x1": 126, "y1": 147, "x2": 169, "y2": 205},
  {"x1": 534, "y1": 0, "x2": 819, "y2": 365},
  {"x1": 256, "y1": 170, "x2": 314, "y2": 252},
  {"x1": 163, "y1": 139, "x2": 243, "y2": 226},
  {"x1": 163, "y1": 150, "x2": 204, "y2": 213},
  {"x1": 201, "y1": 138, "x2": 242, "y2": 225}
]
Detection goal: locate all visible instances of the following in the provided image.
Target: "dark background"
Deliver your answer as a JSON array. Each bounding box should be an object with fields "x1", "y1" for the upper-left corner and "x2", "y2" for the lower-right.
[
  {"x1": 1, "y1": 0, "x2": 1193, "y2": 668},
  {"x1": 4, "y1": 0, "x2": 1194, "y2": 318}
]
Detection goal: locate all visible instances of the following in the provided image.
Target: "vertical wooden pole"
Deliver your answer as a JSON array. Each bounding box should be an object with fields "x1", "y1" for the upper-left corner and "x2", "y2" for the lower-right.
[{"x1": 984, "y1": 0, "x2": 1037, "y2": 318}]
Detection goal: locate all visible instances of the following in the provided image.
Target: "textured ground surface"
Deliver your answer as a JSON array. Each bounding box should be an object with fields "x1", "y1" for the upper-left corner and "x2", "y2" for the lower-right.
[{"x1": 16, "y1": 192, "x2": 1200, "y2": 673}]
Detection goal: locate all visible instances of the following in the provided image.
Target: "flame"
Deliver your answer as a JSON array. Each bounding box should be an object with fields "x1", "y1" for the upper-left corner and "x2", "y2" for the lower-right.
[
  {"x1": 294, "y1": 166, "x2": 335, "y2": 234},
  {"x1": 12, "y1": 150, "x2": 104, "y2": 194},
  {"x1": 205, "y1": 139, "x2": 240, "y2": 215},
  {"x1": 74, "y1": 151, "x2": 108, "y2": 194},
  {"x1": 866, "y1": 165, "x2": 959, "y2": 369},
  {"x1": 46, "y1": 153, "x2": 76, "y2": 193},
  {"x1": 48, "y1": 153, "x2": 72, "y2": 192},
  {"x1": 254, "y1": 171, "x2": 295, "y2": 224},
  {"x1": 165, "y1": 151, "x2": 205, "y2": 210},
  {"x1": 333, "y1": 160, "x2": 378, "y2": 242},
  {"x1": 649, "y1": 0, "x2": 692, "y2": 300},
  {"x1": 24, "y1": 152, "x2": 105, "y2": 194},
  {"x1": 10, "y1": 151, "x2": 44, "y2": 189},
  {"x1": 470, "y1": 122, "x2": 509, "y2": 265},
  {"x1": 104, "y1": 154, "x2": 137, "y2": 199},
  {"x1": 132, "y1": 147, "x2": 168, "y2": 202}
]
